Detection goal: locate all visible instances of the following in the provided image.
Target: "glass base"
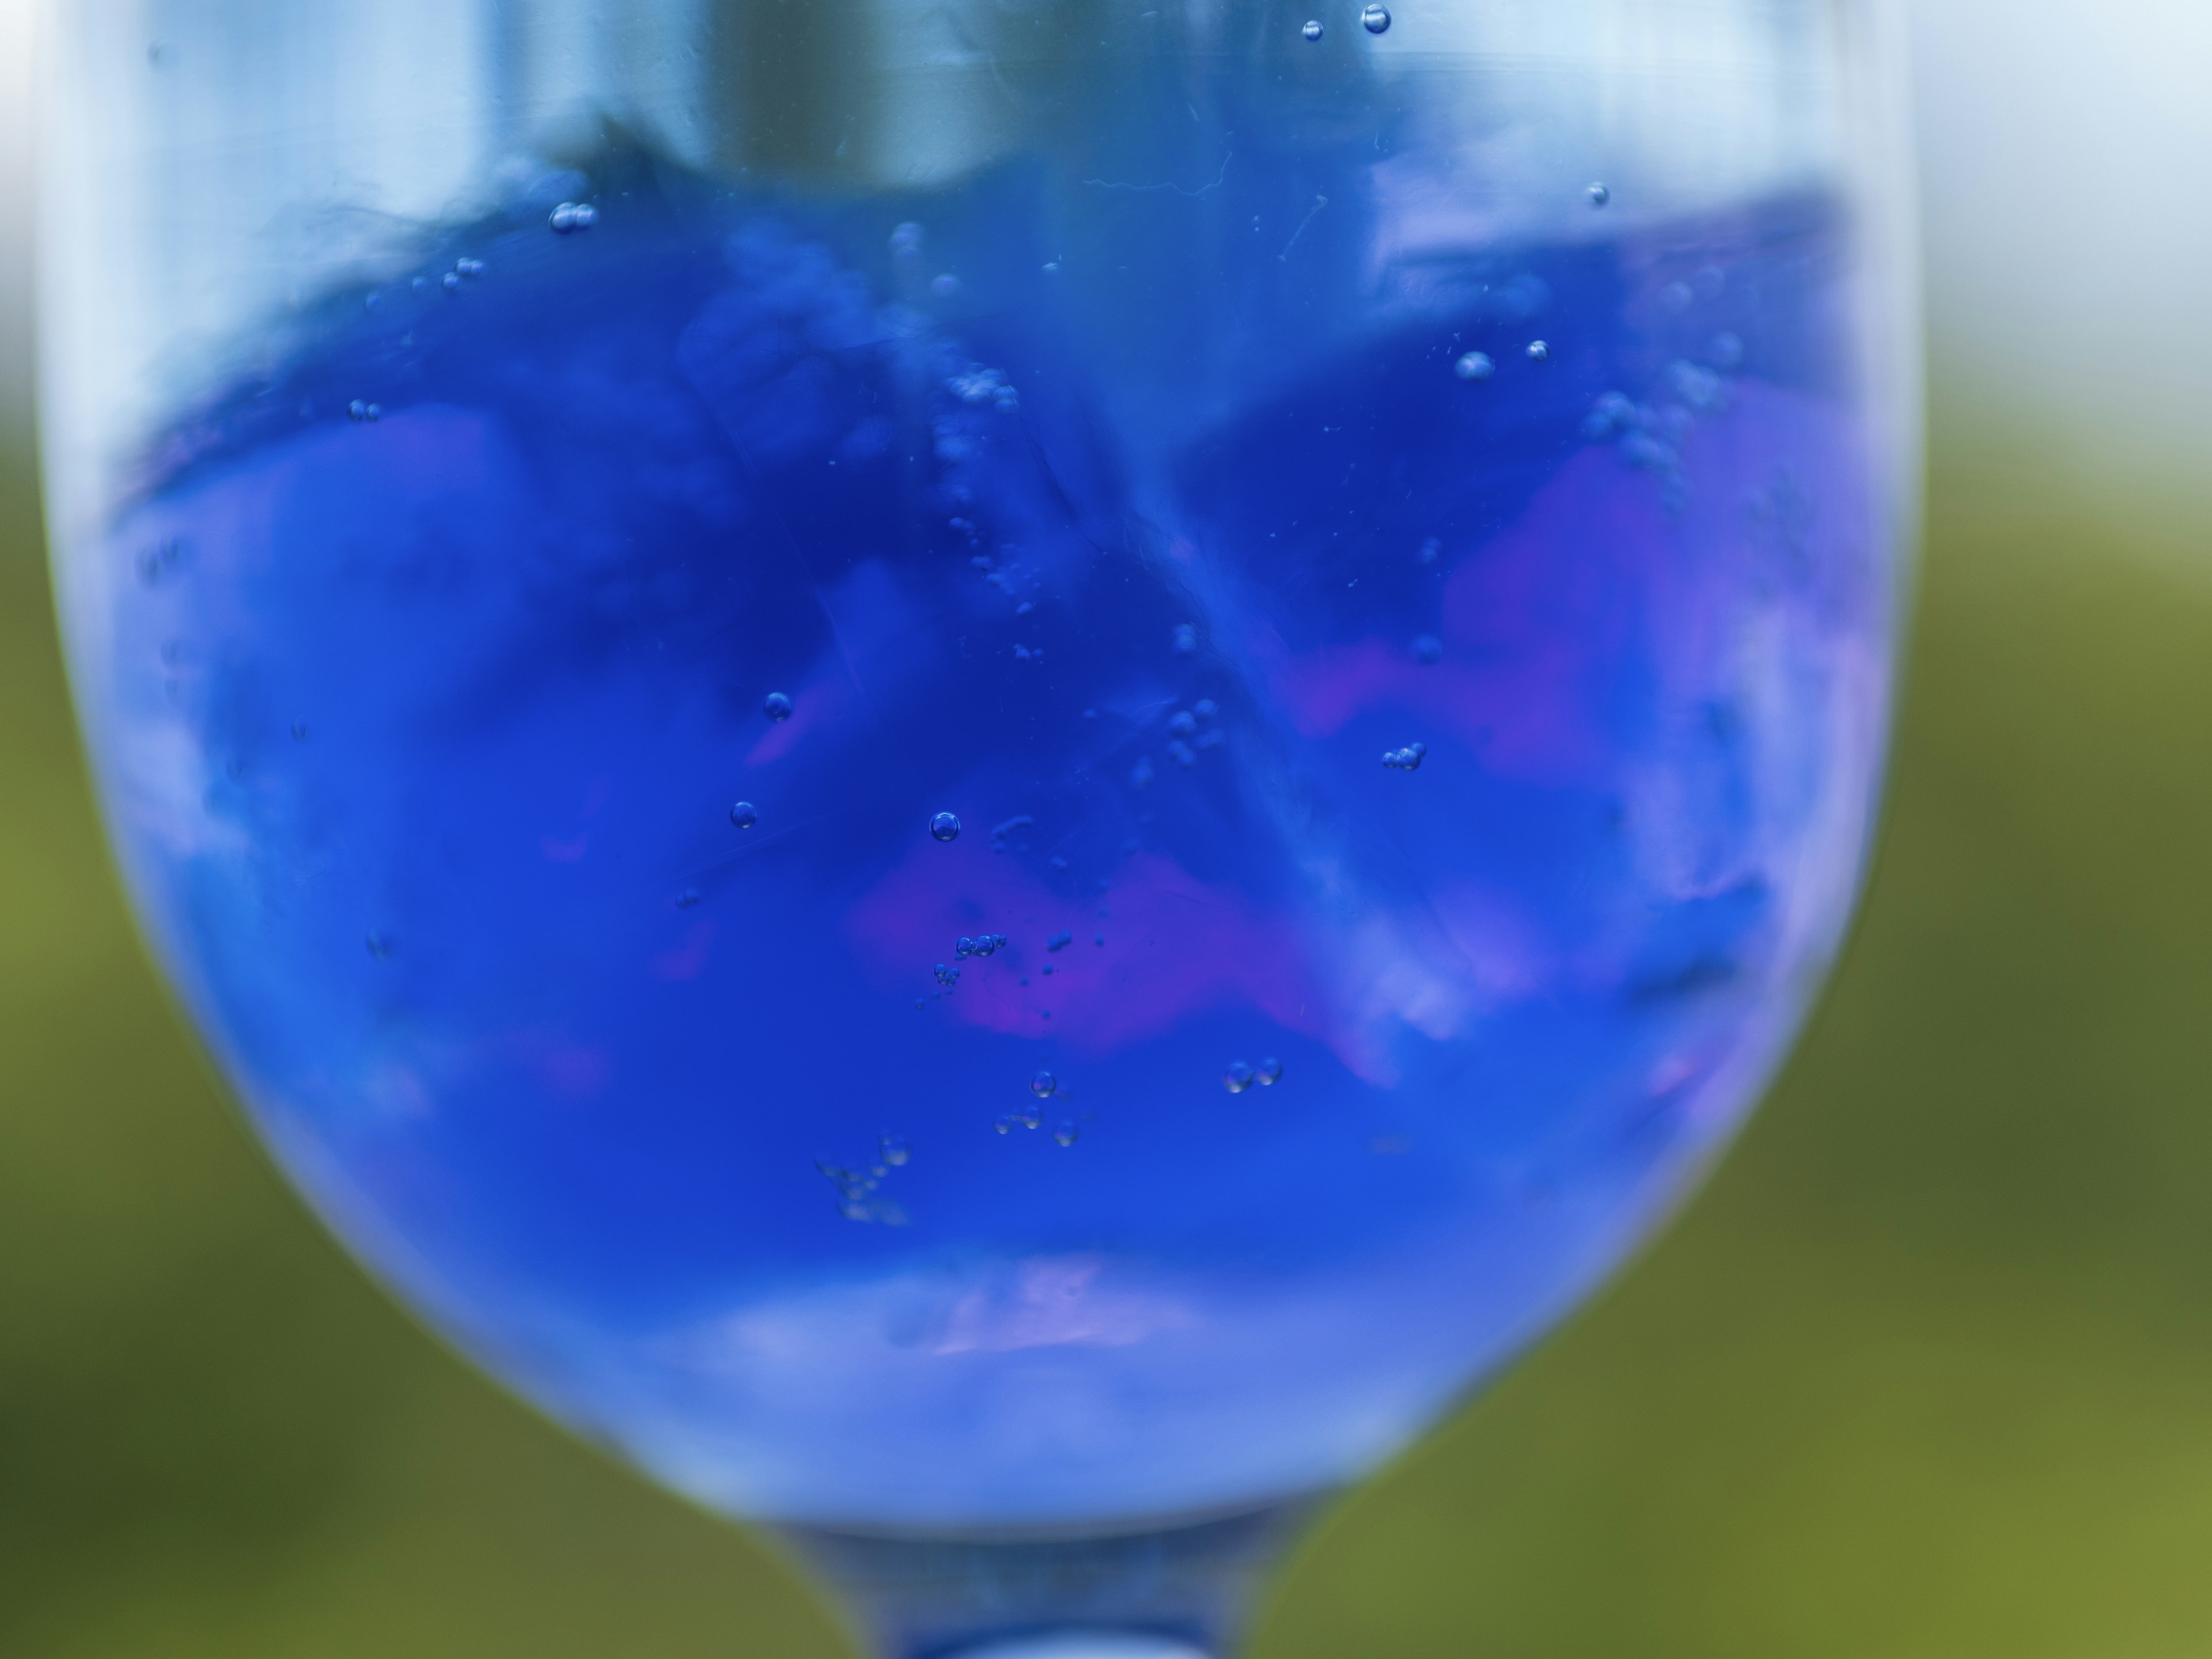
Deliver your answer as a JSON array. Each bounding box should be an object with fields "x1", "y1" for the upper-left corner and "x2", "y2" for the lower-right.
[
  {"x1": 953, "y1": 1635, "x2": 1211, "y2": 1659},
  {"x1": 777, "y1": 1494, "x2": 1328, "y2": 1659}
]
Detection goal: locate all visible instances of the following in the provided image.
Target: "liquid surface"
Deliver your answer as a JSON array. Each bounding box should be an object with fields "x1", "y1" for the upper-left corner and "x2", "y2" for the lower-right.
[{"x1": 73, "y1": 150, "x2": 1895, "y2": 1527}]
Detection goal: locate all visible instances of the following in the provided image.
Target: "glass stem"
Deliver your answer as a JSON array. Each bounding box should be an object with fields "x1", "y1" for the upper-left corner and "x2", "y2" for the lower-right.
[{"x1": 775, "y1": 1493, "x2": 1330, "y2": 1659}]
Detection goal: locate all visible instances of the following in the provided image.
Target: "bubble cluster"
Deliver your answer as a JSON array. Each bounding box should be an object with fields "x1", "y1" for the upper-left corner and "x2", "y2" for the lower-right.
[
  {"x1": 347, "y1": 400, "x2": 381, "y2": 423},
  {"x1": 1666, "y1": 359, "x2": 1731, "y2": 414},
  {"x1": 817, "y1": 1155, "x2": 907, "y2": 1226},
  {"x1": 1047, "y1": 930, "x2": 1073, "y2": 952},
  {"x1": 956, "y1": 933, "x2": 1007, "y2": 957},
  {"x1": 1582, "y1": 392, "x2": 1638, "y2": 440},
  {"x1": 946, "y1": 364, "x2": 1019, "y2": 411},
  {"x1": 548, "y1": 202, "x2": 598, "y2": 234},
  {"x1": 1382, "y1": 742, "x2": 1427, "y2": 771},
  {"x1": 930, "y1": 812, "x2": 963, "y2": 843}
]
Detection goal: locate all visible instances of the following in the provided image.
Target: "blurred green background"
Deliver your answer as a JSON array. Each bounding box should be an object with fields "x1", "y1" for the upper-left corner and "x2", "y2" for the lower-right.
[
  {"x1": 8, "y1": 1, "x2": 2212, "y2": 1646},
  {"x1": 7, "y1": 400, "x2": 2212, "y2": 1656}
]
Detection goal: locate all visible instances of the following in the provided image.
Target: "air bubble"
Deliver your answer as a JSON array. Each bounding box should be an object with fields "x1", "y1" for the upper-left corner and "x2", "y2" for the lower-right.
[
  {"x1": 1361, "y1": 4, "x2": 1390, "y2": 32},
  {"x1": 1454, "y1": 351, "x2": 1494, "y2": 382},
  {"x1": 1709, "y1": 331, "x2": 1745, "y2": 369},
  {"x1": 1588, "y1": 183, "x2": 1610, "y2": 207},
  {"x1": 1173, "y1": 622, "x2": 1198, "y2": 654},
  {"x1": 1224, "y1": 1060, "x2": 1255, "y2": 1094},
  {"x1": 931, "y1": 273, "x2": 961, "y2": 298},
  {"x1": 994, "y1": 1113, "x2": 1014, "y2": 1134},
  {"x1": 1301, "y1": 18, "x2": 1324, "y2": 40},
  {"x1": 1017, "y1": 1105, "x2": 1043, "y2": 1130},
  {"x1": 930, "y1": 812, "x2": 963, "y2": 842},
  {"x1": 1031, "y1": 1070, "x2": 1058, "y2": 1099},
  {"x1": 1256, "y1": 1056, "x2": 1283, "y2": 1085},
  {"x1": 880, "y1": 1134, "x2": 911, "y2": 1166},
  {"x1": 730, "y1": 801, "x2": 758, "y2": 830},
  {"x1": 1414, "y1": 634, "x2": 1442, "y2": 665},
  {"x1": 1526, "y1": 339, "x2": 1550, "y2": 362},
  {"x1": 763, "y1": 691, "x2": 794, "y2": 721},
  {"x1": 1054, "y1": 1121, "x2": 1080, "y2": 1147},
  {"x1": 1168, "y1": 710, "x2": 1197, "y2": 737}
]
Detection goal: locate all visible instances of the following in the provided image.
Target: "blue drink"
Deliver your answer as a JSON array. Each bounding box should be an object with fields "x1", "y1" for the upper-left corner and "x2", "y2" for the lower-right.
[
  {"x1": 74, "y1": 153, "x2": 1894, "y2": 1527},
  {"x1": 43, "y1": 8, "x2": 1916, "y2": 1649}
]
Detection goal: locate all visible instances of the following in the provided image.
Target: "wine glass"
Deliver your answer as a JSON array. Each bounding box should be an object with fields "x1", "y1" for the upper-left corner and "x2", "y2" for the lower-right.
[{"x1": 37, "y1": 1, "x2": 1916, "y2": 1654}]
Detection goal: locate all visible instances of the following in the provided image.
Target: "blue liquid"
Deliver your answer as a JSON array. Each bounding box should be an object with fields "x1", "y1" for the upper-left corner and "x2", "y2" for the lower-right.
[{"x1": 80, "y1": 153, "x2": 1896, "y2": 1527}]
